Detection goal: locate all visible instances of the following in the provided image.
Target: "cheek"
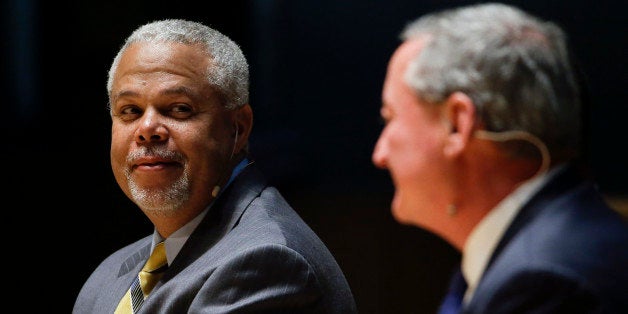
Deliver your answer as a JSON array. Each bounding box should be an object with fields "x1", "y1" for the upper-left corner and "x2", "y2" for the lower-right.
[
  {"x1": 110, "y1": 134, "x2": 130, "y2": 182},
  {"x1": 110, "y1": 127, "x2": 131, "y2": 165},
  {"x1": 391, "y1": 120, "x2": 447, "y2": 196},
  {"x1": 179, "y1": 129, "x2": 228, "y2": 173},
  {"x1": 390, "y1": 122, "x2": 437, "y2": 168},
  {"x1": 393, "y1": 143, "x2": 428, "y2": 191},
  {"x1": 391, "y1": 131, "x2": 445, "y2": 226},
  {"x1": 109, "y1": 149, "x2": 129, "y2": 196}
]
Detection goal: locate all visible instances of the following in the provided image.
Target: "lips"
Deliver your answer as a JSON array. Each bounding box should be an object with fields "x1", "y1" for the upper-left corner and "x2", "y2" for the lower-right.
[
  {"x1": 132, "y1": 157, "x2": 179, "y2": 170},
  {"x1": 127, "y1": 147, "x2": 185, "y2": 171}
]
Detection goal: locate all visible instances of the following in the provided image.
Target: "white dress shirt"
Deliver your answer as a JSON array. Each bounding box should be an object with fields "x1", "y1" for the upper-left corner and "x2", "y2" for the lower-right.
[{"x1": 461, "y1": 164, "x2": 566, "y2": 304}]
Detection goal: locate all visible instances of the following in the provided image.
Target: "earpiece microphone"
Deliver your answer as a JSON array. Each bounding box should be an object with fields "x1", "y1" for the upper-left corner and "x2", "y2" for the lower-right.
[
  {"x1": 211, "y1": 125, "x2": 239, "y2": 198},
  {"x1": 211, "y1": 185, "x2": 221, "y2": 198},
  {"x1": 474, "y1": 129, "x2": 550, "y2": 178},
  {"x1": 230, "y1": 126, "x2": 239, "y2": 160}
]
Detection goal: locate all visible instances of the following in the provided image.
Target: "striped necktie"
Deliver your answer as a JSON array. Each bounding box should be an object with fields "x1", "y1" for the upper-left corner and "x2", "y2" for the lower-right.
[{"x1": 115, "y1": 242, "x2": 168, "y2": 314}]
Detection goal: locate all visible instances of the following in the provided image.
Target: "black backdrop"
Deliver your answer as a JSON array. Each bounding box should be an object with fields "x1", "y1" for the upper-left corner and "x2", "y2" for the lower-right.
[{"x1": 3, "y1": 0, "x2": 626, "y2": 312}]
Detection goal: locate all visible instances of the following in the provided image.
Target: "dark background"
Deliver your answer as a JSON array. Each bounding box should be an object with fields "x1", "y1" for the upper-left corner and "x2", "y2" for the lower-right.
[{"x1": 3, "y1": 0, "x2": 626, "y2": 312}]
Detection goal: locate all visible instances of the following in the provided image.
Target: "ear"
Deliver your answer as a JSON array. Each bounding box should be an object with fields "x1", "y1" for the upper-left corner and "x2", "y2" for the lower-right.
[
  {"x1": 442, "y1": 92, "x2": 476, "y2": 157},
  {"x1": 232, "y1": 104, "x2": 253, "y2": 154}
]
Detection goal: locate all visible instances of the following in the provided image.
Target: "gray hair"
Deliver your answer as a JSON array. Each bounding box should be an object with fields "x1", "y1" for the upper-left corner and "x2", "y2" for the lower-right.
[
  {"x1": 401, "y1": 3, "x2": 582, "y2": 161},
  {"x1": 107, "y1": 19, "x2": 249, "y2": 110}
]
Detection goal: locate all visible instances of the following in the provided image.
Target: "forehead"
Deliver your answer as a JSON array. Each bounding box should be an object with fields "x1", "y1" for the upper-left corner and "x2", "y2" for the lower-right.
[
  {"x1": 113, "y1": 42, "x2": 209, "y2": 85},
  {"x1": 390, "y1": 38, "x2": 427, "y2": 73},
  {"x1": 109, "y1": 42, "x2": 219, "y2": 106},
  {"x1": 382, "y1": 38, "x2": 428, "y2": 109}
]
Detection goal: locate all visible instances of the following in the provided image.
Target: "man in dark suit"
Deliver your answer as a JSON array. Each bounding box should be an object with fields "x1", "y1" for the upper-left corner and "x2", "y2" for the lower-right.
[
  {"x1": 372, "y1": 3, "x2": 628, "y2": 313},
  {"x1": 73, "y1": 19, "x2": 357, "y2": 313}
]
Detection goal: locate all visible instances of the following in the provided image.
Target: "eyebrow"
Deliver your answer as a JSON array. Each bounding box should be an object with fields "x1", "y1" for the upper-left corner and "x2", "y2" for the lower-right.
[
  {"x1": 162, "y1": 86, "x2": 196, "y2": 98},
  {"x1": 112, "y1": 86, "x2": 198, "y2": 101}
]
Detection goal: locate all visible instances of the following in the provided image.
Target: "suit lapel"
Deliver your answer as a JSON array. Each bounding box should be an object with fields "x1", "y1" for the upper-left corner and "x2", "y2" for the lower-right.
[
  {"x1": 164, "y1": 163, "x2": 267, "y2": 274},
  {"x1": 105, "y1": 240, "x2": 151, "y2": 313},
  {"x1": 118, "y1": 243, "x2": 151, "y2": 277},
  {"x1": 483, "y1": 164, "x2": 582, "y2": 273}
]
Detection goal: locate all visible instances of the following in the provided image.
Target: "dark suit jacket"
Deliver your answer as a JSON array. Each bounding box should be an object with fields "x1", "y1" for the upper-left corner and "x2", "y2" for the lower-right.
[
  {"x1": 73, "y1": 164, "x2": 357, "y2": 313},
  {"x1": 463, "y1": 165, "x2": 628, "y2": 313}
]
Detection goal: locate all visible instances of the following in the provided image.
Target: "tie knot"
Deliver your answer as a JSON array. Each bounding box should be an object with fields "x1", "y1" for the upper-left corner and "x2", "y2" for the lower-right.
[{"x1": 143, "y1": 242, "x2": 167, "y2": 273}]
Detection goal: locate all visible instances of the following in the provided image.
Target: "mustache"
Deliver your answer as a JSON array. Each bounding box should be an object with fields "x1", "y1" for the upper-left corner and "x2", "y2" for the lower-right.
[{"x1": 126, "y1": 146, "x2": 185, "y2": 163}]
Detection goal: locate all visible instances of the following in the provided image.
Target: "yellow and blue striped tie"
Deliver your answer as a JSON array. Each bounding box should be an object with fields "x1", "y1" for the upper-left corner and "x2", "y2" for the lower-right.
[{"x1": 115, "y1": 242, "x2": 168, "y2": 313}]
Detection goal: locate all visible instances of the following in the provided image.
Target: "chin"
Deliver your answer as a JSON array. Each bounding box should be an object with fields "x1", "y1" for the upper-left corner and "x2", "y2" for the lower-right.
[
  {"x1": 391, "y1": 196, "x2": 415, "y2": 225},
  {"x1": 392, "y1": 193, "x2": 434, "y2": 229}
]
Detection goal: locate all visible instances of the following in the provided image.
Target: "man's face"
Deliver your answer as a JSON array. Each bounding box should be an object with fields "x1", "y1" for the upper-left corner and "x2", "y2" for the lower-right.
[
  {"x1": 372, "y1": 38, "x2": 452, "y2": 230},
  {"x1": 108, "y1": 42, "x2": 233, "y2": 215}
]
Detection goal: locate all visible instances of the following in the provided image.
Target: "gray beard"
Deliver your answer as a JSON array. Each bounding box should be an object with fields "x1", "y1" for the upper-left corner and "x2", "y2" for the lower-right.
[{"x1": 127, "y1": 167, "x2": 191, "y2": 217}]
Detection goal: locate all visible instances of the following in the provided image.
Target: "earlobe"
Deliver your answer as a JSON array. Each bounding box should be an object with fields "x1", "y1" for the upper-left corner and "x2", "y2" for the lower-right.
[
  {"x1": 443, "y1": 130, "x2": 465, "y2": 157},
  {"x1": 232, "y1": 104, "x2": 253, "y2": 153},
  {"x1": 442, "y1": 92, "x2": 476, "y2": 157}
]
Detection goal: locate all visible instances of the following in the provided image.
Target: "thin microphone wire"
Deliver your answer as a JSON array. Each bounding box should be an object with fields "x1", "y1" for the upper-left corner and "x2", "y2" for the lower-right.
[
  {"x1": 474, "y1": 130, "x2": 551, "y2": 179},
  {"x1": 211, "y1": 127, "x2": 240, "y2": 198}
]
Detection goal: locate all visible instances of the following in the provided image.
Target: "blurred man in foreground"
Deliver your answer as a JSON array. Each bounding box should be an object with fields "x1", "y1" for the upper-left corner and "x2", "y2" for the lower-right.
[{"x1": 372, "y1": 3, "x2": 628, "y2": 313}]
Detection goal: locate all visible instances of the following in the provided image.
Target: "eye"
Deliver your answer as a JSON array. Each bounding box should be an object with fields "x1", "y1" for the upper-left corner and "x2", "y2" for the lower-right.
[
  {"x1": 379, "y1": 106, "x2": 392, "y2": 125},
  {"x1": 170, "y1": 103, "x2": 193, "y2": 119},
  {"x1": 114, "y1": 105, "x2": 143, "y2": 122}
]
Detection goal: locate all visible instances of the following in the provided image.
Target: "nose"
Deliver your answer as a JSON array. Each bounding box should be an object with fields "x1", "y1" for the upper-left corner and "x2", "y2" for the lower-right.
[
  {"x1": 135, "y1": 109, "x2": 168, "y2": 143},
  {"x1": 372, "y1": 136, "x2": 388, "y2": 169}
]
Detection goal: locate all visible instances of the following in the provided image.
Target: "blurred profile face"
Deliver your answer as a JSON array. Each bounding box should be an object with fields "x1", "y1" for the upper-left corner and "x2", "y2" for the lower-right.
[
  {"x1": 372, "y1": 38, "x2": 452, "y2": 229},
  {"x1": 109, "y1": 42, "x2": 234, "y2": 216}
]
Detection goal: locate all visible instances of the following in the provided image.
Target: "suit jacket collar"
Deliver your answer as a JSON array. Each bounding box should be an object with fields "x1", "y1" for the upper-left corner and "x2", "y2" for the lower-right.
[
  {"x1": 483, "y1": 163, "x2": 586, "y2": 272},
  {"x1": 162, "y1": 162, "x2": 266, "y2": 275},
  {"x1": 116, "y1": 162, "x2": 265, "y2": 281},
  {"x1": 118, "y1": 243, "x2": 151, "y2": 277}
]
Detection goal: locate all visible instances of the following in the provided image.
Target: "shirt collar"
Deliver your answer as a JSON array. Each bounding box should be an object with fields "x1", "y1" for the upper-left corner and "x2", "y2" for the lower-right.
[{"x1": 461, "y1": 164, "x2": 566, "y2": 303}]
